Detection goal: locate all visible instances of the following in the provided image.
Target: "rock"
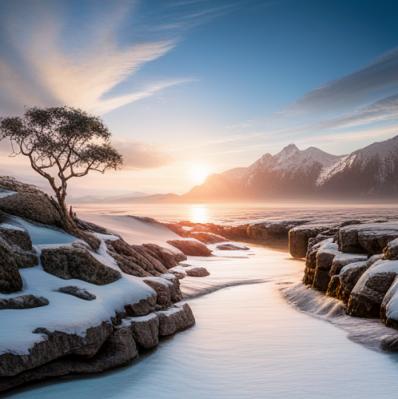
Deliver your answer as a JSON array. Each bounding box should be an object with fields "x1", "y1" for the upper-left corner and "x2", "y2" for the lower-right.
[
  {"x1": 41, "y1": 246, "x2": 121, "y2": 285},
  {"x1": 124, "y1": 294, "x2": 157, "y2": 317},
  {"x1": 312, "y1": 241, "x2": 339, "y2": 292},
  {"x1": 189, "y1": 231, "x2": 226, "y2": 244},
  {"x1": 216, "y1": 243, "x2": 249, "y2": 251},
  {"x1": 328, "y1": 253, "x2": 368, "y2": 277},
  {"x1": 0, "y1": 177, "x2": 61, "y2": 226},
  {"x1": 303, "y1": 237, "x2": 332, "y2": 286},
  {"x1": 106, "y1": 239, "x2": 168, "y2": 277},
  {"x1": 338, "y1": 222, "x2": 398, "y2": 254},
  {"x1": 142, "y1": 243, "x2": 187, "y2": 268},
  {"x1": 0, "y1": 295, "x2": 49, "y2": 309},
  {"x1": 384, "y1": 238, "x2": 398, "y2": 260},
  {"x1": 57, "y1": 286, "x2": 96, "y2": 301},
  {"x1": 0, "y1": 231, "x2": 37, "y2": 269},
  {"x1": 247, "y1": 220, "x2": 307, "y2": 242},
  {"x1": 347, "y1": 259, "x2": 398, "y2": 317},
  {"x1": 0, "y1": 326, "x2": 137, "y2": 393},
  {"x1": 0, "y1": 239, "x2": 23, "y2": 293},
  {"x1": 333, "y1": 261, "x2": 369, "y2": 303},
  {"x1": 289, "y1": 223, "x2": 337, "y2": 258},
  {"x1": 0, "y1": 225, "x2": 32, "y2": 251},
  {"x1": 156, "y1": 304, "x2": 195, "y2": 336},
  {"x1": 167, "y1": 239, "x2": 212, "y2": 257},
  {"x1": 0, "y1": 321, "x2": 113, "y2": 377},
  {"x1": 185, "y1": 266, "x2": 210, "y2": 277},
  {"x1": 122, "y1": 313, "x2": 159, "y2": 349},
  {"x1": 143, "y1": 276, "x2": 182, "y2": 308}
]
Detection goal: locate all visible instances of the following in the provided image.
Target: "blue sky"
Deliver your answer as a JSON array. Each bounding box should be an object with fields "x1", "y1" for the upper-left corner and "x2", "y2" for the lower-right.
[{"x1": 1, "y1": 0, "x2": 398, "y2": 195}]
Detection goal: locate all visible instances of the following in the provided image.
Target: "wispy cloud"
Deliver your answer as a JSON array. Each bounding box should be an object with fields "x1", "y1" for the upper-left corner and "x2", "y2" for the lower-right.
[
  {"x1": 0, "y1": 0, "x2": 208, "y2": 115},
  {"x1": 290, "y1": 48, "x2": 398, "y2": 113}
]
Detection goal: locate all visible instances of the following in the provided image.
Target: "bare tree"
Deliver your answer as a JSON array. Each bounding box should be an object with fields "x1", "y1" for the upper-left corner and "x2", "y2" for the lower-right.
[{"x1": 0, "y1": 106, "x2": 122, "y2": 243}]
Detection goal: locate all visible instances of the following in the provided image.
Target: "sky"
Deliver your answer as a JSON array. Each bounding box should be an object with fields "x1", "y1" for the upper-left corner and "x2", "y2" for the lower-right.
[{"x1": 0, "y1": 0, "x2": 398, "y2": 197}]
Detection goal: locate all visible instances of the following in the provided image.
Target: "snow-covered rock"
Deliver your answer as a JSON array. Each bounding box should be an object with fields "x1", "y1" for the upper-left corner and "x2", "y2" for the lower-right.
[{"x1": 167, "y1": 239, "x2": 212, "y2": 257}]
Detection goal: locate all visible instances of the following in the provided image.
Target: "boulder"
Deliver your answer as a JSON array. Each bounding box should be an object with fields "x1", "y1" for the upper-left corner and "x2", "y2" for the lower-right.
[
  {"x1": 384, "y1": 238, "x2": 398, "y2": 260},
  {"x1": 143, "y1": 276, "x2": 182, "y2": 308},
  {"x1": 57, "y1": 286, "x2": 96, "y2": 301},
  {"x1": 185, "y1": 266, "x2": 210, "y2": 277},
  {"x1": 0, "y1": 239, "x2": 23, "y2": 293},
  {"x1": 303, "y1": 237, "x2": 332, "y2": 286},
  {"x1": 189, "y1": 231, "x2": 226, "y2": 244},
  {"x1": 0, "y1": 231, "x2": 37, "y2": 269},
  {"x1": 338, "y1": 222, "x2": 398, "y2": 254},
  {"x1": 289, "y1": 223, "x2": 337, "y2": 258},
  {"x1": 312, "y1": 241, "x2": 339, "y2": 292},
  {"x1": 328, "y1": 253, "x2": 368, "y2": 277},
  {"x1": 142, "y1": 243, "x2": 186, "y2": 268},
  {"x1": 167, "y1": 239, "x2": 212, "y2": 257},
  {"x1": 0, "y1": 295, "x2": 49, "y2": 310},
  {"x1": 122, "y1": 313, "x2": 159, "y2": 349},
  {"x1": 41, "y1": 246, "x2": 121, "y2": 285},
  {"x1": 0, "y1": 225, "x2": 32, "y2": 251},
  {"x1": 0, "y1": 177, "x2": 61, "y2": 226},
  {"x1": 156, "y1": 304, "x2": 195, "y2": 336},
  {"x1": 124, "y1": 294, "x2": 157, "y2": 317},
  {"x1": 347, "y1": 259, "x2": 398, "y2": 317}
]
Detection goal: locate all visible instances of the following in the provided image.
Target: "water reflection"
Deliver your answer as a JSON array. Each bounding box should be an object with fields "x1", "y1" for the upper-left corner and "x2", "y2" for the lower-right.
[{"x1": 189, "y1": 204, "x2": 209, "y2": 223}]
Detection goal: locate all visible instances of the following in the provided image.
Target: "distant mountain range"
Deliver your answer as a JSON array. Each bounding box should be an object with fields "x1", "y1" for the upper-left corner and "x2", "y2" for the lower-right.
[{"x1": 184, "y1": 135, "x2": 398, "y2": 200}]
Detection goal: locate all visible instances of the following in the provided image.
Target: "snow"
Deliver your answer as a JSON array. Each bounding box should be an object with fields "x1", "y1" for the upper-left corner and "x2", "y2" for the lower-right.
[
  {"x1": 0, "y1": 221, "x2": 169, "y2": 355},
  {"x1": 0, "y1": 189, "x2": 16, "y2": 199}
]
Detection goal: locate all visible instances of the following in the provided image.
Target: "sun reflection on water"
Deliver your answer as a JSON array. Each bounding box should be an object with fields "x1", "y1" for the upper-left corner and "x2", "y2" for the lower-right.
[{"x1": 190, "y1": 204, "x2": 209, "y2": 223}]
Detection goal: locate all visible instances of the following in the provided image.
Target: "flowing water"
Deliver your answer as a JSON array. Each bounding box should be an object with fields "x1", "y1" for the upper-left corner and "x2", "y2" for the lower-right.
[{"x1": 8, "y1": 243, "x2": 398, "y2": 399}]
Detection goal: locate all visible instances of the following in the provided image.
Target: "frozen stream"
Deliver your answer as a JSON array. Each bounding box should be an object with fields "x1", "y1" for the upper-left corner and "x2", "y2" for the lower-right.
[{"x1": 7, "y1": 245, "x2": 398, "y2": 399}]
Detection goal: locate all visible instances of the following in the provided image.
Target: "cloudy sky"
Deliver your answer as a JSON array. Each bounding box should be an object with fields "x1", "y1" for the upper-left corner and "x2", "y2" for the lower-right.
[{"x1": 1, "y1": 0, "x2": 398, "y2": 196}]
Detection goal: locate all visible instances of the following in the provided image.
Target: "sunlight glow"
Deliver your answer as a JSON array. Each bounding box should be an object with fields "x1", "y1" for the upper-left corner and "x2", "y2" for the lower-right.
[
  {"x1": 190, "y1": 205, "x2": 209, "y2": 223},
  {"x1": 189, "y1": 163, "x2": 211, "y2": 185}
]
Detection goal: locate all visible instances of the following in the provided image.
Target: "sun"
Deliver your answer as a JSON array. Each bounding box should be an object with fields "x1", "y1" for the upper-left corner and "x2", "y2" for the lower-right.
[{"x1": 189, "y1": 163, "x2": 211, "y2": 185}]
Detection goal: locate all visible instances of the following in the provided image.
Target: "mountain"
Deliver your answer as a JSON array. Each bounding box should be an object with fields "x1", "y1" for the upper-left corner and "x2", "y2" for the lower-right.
[{"x1": 185, "y1": 135, "x2": 398, "y2": 200}]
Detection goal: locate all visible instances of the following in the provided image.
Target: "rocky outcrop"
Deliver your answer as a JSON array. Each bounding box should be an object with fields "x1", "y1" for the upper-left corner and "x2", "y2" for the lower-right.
[
  {"x1": 142, "y1": 243, "x2": 186, "y2": 267},
  {"x1": 0, "y1": 177, "x2": 61, "y2": 226},
  {"x1": 0, "y1": 325, "x2": 137, "y2": 392},
  {"x1": 384, "y1": 238, "x2": 398, "y2": 260},
  {"x1": 167, "y1": 239, "x2": 212, "y2": 257},
  {"x1": 0, "y1": 294, "x2": 49, "y2": 309},
  {"x1": 247, "y1": 220, "x2": 307, "y2": 242},
  {"x1": 157, "y1": 304, "x2": 195, "y2": 336},
  {"x1": 338, "y1": 222, "x2": 398, "y2": 254},
  {"x1": 0, "y1": 239, "x2": 23, "y2": 293},
  {"x1": 0, "y1": 225, "x2": 32, "y2": 251},
  {"x1": 312, "y1": 241, "x2": 340, "y2": 292},
  {"x1": 57, "y1": 286, "x2": 96, "y2": 301},
  {"x1": 41, "y1": 246, "x2": 121, "y2": 285},
  {"x1": 289, "y1": 223, "x2": 338, "y2": 258}
]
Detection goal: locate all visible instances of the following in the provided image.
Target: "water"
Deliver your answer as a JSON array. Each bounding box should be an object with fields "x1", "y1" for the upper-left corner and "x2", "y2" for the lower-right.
[
  {"x1": 8, "y1": 245, "x2": 398, "y2": 399},
  {"x1": 76, "y1": 202, "x2": 398, "y2": 224}
]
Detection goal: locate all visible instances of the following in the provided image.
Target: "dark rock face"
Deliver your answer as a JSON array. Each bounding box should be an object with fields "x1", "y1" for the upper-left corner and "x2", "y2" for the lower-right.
[
  {"x1": 0, "y1": 226, "x2": 32, "y2": 251},
  {"x1": 247, "y1": 220, "x2": 307, "y2": 242},
  {"x1": 57, "y1": 286, "x2": 96, "y2": 301},
  {"x1": 347, "y1": 272, "x2": 397, "y2": 318},
  {"x1": 216, "y1": 243, "x2": 249, "y2": 251},
  {"x1": 312, "y1": 242, "x2": 339, "y2": 292},
  {"x1": 384, "y1": 239, "x2": 398, "y2": 260},
  {"x1": 123, "y1": 314, "x2": 159, "y2": 349},
  {"x1": 338, "y1": 223, "x2": 398, "y2": 254},
  {"x1": 328, "y1": 253, "x2": 368, "y2": 278},
  {"x1": 167, "y1": 239, "x2": 212, "y2": 257},
  {"x1": 289, "y1": 224, "x2": 337, "y2": 258},
  {"x1": 41, "y1": 246, "x2": 121, "y2": 285},
  {"x1": 0, "y1": 326, "x2": 137, "y2": 392},
  {"x1": 157, "y1": 304, "x2": 195, "y2": 336},
  {"x1": 185, "y1": 267, "x2": 210, "y2": 277},
  {"x1": 0, "y1": 240, "x2": 23, "y2": 293},
  {"x1": 0, "y1": 295, "x2": 49, "y2": 309},
  {"x1": 142, "y1": 243, "x2": 186, "y2": 268},
  {"x1": 0, "y1": 177, "x2": 61, "y2": 226},
  {"x1": 124, "y1": 295, "x2": 157, "y2": 317}
]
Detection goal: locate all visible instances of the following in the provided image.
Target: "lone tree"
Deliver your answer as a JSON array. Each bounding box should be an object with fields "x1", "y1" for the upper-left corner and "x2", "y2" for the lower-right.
[{"x1": 0, "y1": 106, "x2": 122, "y2": 241}]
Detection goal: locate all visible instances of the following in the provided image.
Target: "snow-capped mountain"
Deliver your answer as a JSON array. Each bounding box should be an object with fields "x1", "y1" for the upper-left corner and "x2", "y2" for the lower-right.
[{"x1": 185, "y1": 135, "x2": 398, "y2": 200}]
